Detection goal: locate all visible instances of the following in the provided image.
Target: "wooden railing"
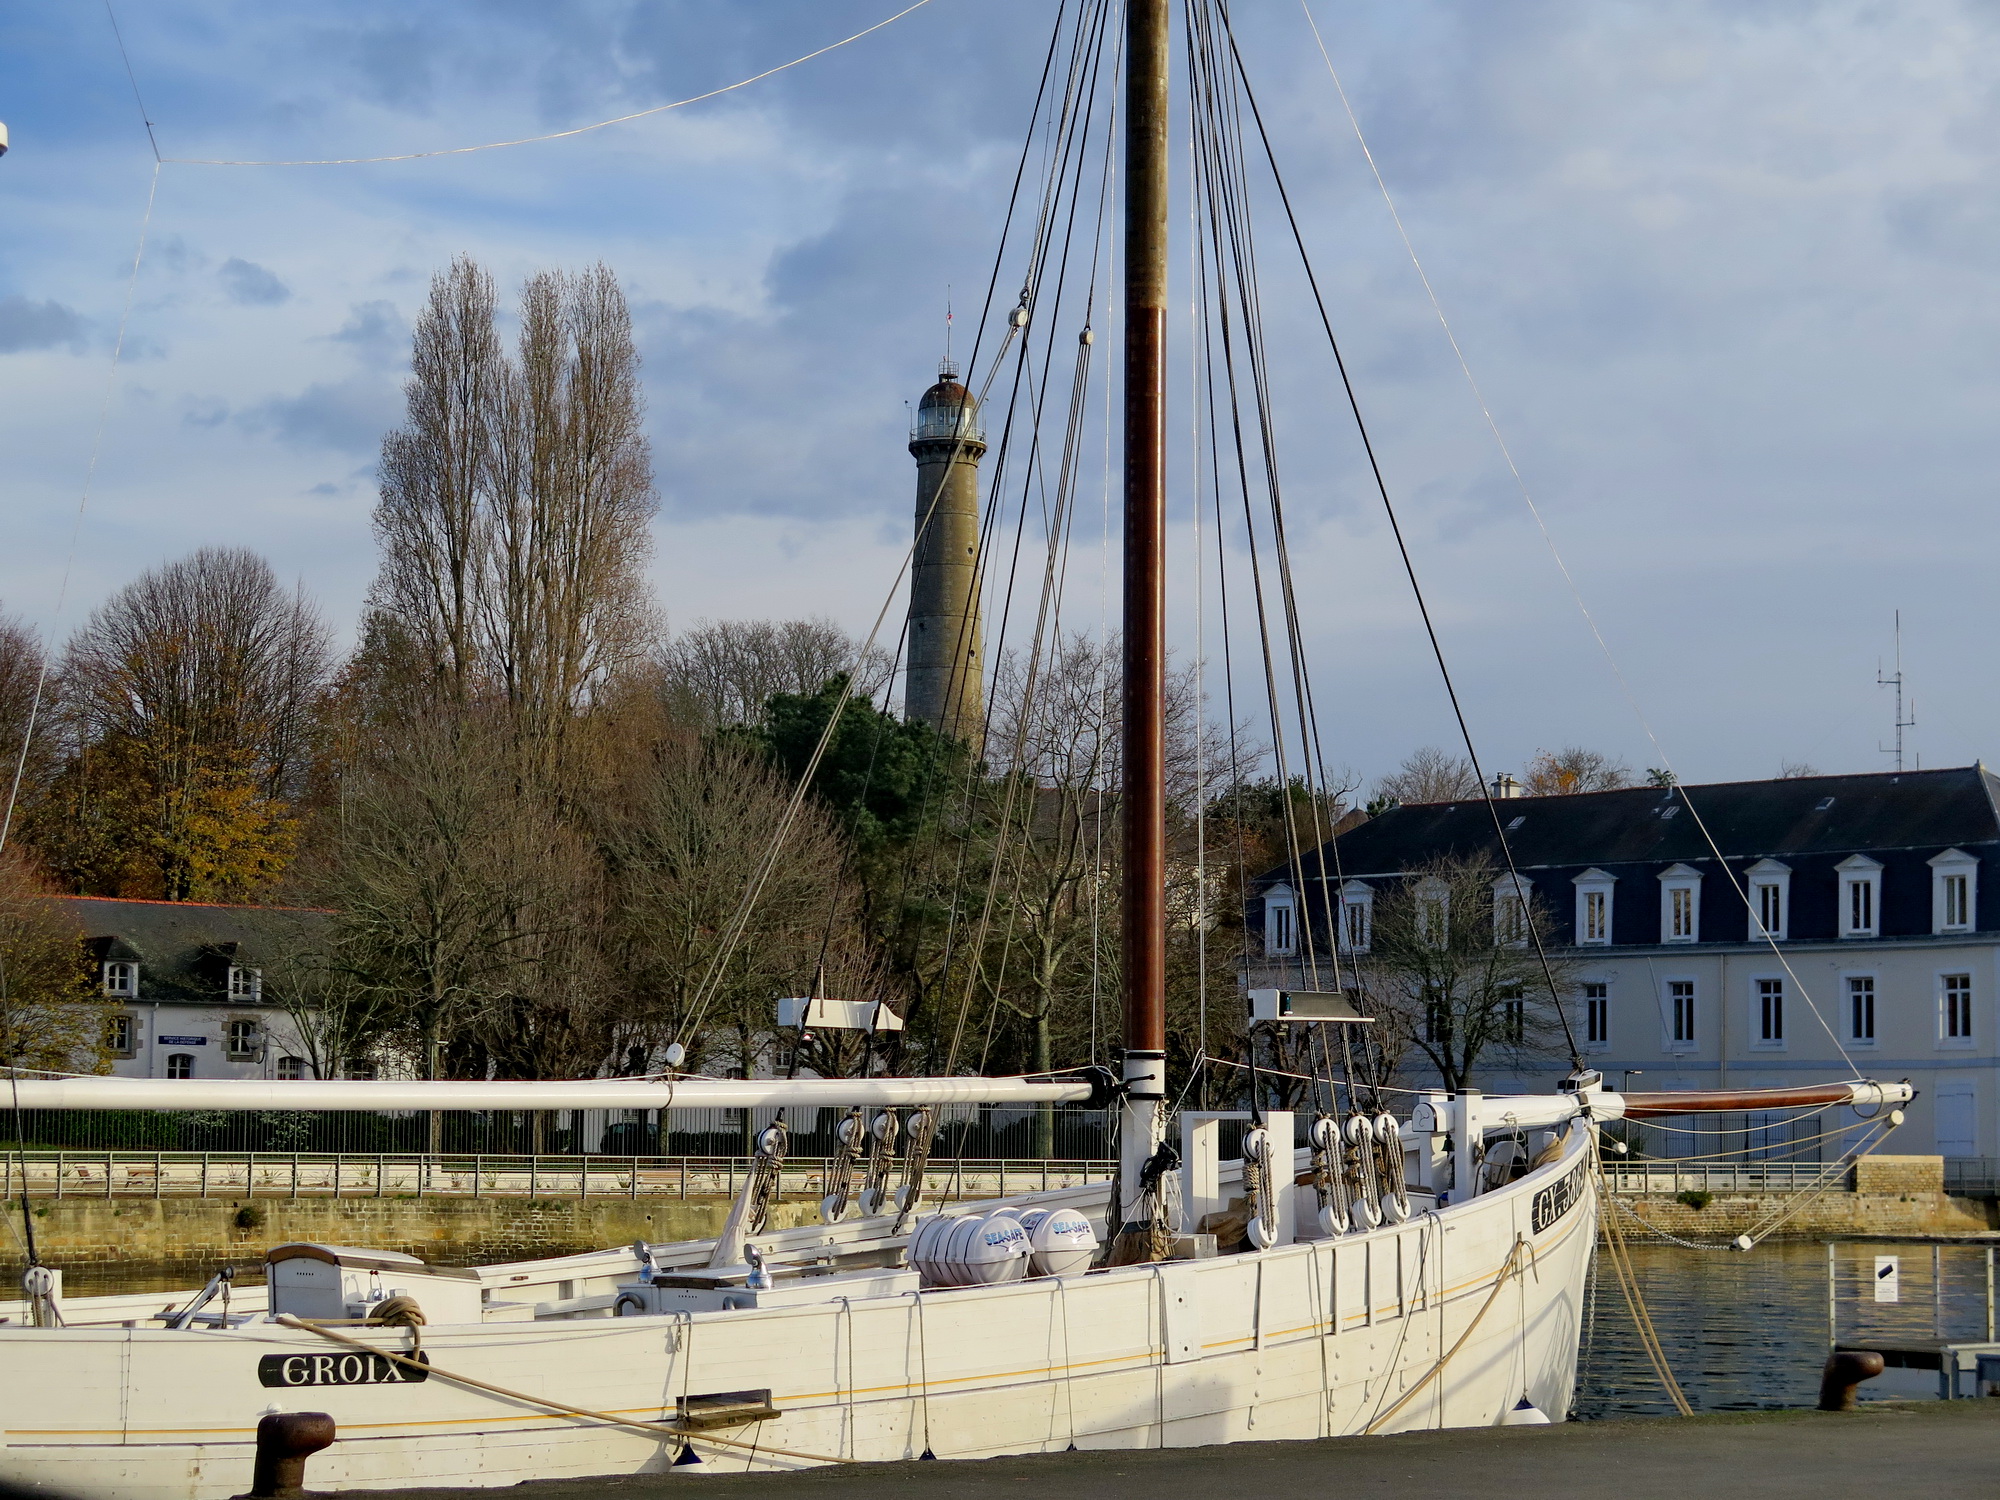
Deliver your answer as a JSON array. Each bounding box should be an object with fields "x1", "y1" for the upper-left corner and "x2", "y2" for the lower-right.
[{"x1": 0, "y1": 1151, "x2": 1117, "y2": 1202}]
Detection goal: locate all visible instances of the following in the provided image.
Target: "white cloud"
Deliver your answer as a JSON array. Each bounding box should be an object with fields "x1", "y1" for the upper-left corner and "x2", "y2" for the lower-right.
[{"x1": 2, "y1": 0, "x2": 1998, "y2": 786}]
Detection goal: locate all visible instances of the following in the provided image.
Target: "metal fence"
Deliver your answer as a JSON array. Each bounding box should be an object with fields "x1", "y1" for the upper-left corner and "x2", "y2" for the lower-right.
[
  {"x1": 0, "y1": 1151, "x2": 1117, "y2": 1202},
  {"x1": 1944, "y1": 1159, "x2": 2000, "y2": 1196},
  {"x1": 0, "y1": 1103, "x2": 1116, "y2": 1161},
  {"x1": 1602, "y1": 1161, "x2": 1853, "y2": 1195}
]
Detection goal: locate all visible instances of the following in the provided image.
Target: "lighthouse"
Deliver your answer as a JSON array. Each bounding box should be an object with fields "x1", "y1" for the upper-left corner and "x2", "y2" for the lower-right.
[{"x1": 905, "y1": 361, "x2": 987, "y2": 751}]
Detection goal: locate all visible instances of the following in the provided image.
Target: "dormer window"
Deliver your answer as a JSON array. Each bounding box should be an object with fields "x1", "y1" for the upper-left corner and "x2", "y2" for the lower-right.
[
  {"x1": 1746, "y1": 858, "x2": 1791, "y2": 942},
  {"x1": 1492, "y1": 874, "x2": 1531, "y2": 947},
  {"x1": 1837, "y1": 855, "x2": 1882, "y2": 939},
  {"x1": 227, "y1": 965, "x2": 263, "y2": 1001},
  {"x1": 1658, "y1": 864, "x2": 1703, "y2": 943},
  {"x1": 1930, "y1": 849, "x2": 1977, "y2": 935},
  {"x1": 1572, "y1": 868, "x2": 1615, "y2": 946},
  {"x1": 1263, "y1": 884, "x2": 1297, "y2": 957},
  {"x1": 102, "y1": 961, "x2": 137, "y2": 997},
  {"x1": 1337, "y1": 880, "x2": 1373, "y2": 954}
]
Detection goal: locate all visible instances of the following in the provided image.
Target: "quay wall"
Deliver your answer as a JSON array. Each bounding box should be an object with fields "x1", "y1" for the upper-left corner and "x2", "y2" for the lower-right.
[
  {"x1": 0, "y1": 1194, "x2": 823, "y2": 1273},
  {"x1": 1610, "y1": 1157, "x2": 2000, "y2": 1242}
]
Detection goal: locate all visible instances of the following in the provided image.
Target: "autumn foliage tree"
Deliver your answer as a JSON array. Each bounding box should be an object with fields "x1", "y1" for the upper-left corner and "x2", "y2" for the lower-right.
[{"x1": 27, "y1": 548, "x2": 331, "y2": 900}]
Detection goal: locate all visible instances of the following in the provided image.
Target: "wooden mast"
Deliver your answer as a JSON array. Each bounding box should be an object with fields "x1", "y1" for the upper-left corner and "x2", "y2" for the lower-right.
[{"x1": 1116, "y1": 0, "x2": 1171, "y2": 1242}]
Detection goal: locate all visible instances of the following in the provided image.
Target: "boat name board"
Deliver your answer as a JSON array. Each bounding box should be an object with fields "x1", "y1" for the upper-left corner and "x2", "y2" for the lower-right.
[
  {"x1": 257, "y1": 1350, "x2": 430, "y2": 1387},
  {"x1": 1530, "y1": 1160, "x2": 1588, "y2": 1234}
]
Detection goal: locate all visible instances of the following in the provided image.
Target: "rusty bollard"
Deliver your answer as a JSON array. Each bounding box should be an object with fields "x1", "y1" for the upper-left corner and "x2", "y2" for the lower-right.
[
  {"x1": 246, "y1": 1411, "x2": 336, "y2": 1498},
  {"x1": 1817, "y1": 1349, "x2": 1886, "y2": 1411}
]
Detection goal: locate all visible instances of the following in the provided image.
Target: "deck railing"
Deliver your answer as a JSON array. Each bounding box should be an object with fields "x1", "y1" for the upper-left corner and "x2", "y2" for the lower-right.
[
  {"x1": 1601, "y1": 1160, "x2": 1852, "y2": 1194},
  {"x1": 0, "y1": 1151, "x2": 1117, "y2": 1202}
]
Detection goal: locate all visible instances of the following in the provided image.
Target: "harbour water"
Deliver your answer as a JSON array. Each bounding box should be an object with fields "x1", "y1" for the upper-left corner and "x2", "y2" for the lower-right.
[
  {"x1": 1578, "y1": 1239, "x2": 1998, "y2": 1416},
  {"x1": 53, "y1": 1239, "x2": 2000, "y2": 1418}
]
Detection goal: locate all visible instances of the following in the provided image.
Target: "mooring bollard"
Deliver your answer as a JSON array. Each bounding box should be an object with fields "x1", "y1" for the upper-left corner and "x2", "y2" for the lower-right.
[
  {"x1": 245, "y1": 1411, "x2": 335, "y2": 1498},
  {"x1": 1816, "y1": 1349, "x2": 1886, "y2": 1411}
]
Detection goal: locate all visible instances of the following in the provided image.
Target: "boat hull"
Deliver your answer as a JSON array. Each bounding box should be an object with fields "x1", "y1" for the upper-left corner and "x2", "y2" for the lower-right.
[{"x1": 0, "y1": 1132, "x2": 1595, "y2": 1497}]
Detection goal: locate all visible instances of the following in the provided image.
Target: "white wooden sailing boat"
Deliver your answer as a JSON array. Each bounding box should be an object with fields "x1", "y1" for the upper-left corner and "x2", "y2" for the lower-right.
[
  {"x1": 0, "y1": 1072, "x2": 1908, "y2": 1497},
  {"x1": 0, "y1": 4, "x2": 1916, "y2": 1496}
]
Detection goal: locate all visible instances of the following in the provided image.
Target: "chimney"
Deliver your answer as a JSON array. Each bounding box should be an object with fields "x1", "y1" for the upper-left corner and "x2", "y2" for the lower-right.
[{"x1": 1491, "y1": 772, "x2": 1522, "y2": 799}]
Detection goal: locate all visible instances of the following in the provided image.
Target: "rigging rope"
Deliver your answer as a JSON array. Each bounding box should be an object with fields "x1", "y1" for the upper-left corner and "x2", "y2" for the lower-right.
[
  {"x1": 1293, "y1": 0, "x2": 1864, "y2": 1078},
  {"x1": 158, "y1": 2, "x2": 937, "y2": 167},
  {"x1": 1211, "y1": 0, "x2": 1587, "y2": 1065}
]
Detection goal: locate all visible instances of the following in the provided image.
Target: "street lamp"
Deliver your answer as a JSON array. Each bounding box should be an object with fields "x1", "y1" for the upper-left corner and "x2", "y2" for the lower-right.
[{"x1": 1621, "y1": 1069, "x2": 1644, "y2": 1092}]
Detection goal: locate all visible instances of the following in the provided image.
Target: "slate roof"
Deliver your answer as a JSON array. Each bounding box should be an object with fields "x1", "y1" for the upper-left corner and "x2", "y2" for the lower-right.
[
  {"x1": 1258, "y1": 765, "x2": 2000, "y2": 948},
  {"x1": 49, "y1": 896, "x2": 333, "y2": 1008},
  {"x1": 1288, "y1": 766, "x2": 2000, "y2": 881}
]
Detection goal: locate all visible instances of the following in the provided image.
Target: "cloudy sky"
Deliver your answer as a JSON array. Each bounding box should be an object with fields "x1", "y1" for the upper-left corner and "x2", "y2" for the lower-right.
[{"x1": 3, "y1": 0, "x2": 1998, "y2": 789}]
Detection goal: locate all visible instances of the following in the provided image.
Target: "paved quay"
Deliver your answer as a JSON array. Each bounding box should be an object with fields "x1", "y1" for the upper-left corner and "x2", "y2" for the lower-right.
[{"x1": 348, "y1": 1401, "x2": 2000, "y2": 1500}]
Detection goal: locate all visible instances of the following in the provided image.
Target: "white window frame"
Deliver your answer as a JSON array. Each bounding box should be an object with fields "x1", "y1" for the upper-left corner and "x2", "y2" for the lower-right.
[
  {"x1": 1940, "y1": 970, "x2": 1975, "y2": 1048},
  {"x1": 101, "y1": 961, "x2": 137, "y2": 997},
  {"x1": 1837, "y1": 854, "x2": 1882, "y2": 940},
  {"x1": 1844, "y1": 972, "x2": 1877, "y2": 1046},
  {"x1": 1337, "y1": 880, "x2": 1374, "y2": 954},
  {"x1": 1750, "y1": 975, "x2": 1786, "y2": 1049},
  {"x1": 1572, "y1": 868, "x2": 1615, "y2": 947},
  {"x1": 1745, "y1": 858, "x2": 1791, "y2": 942},
  {"x1": 1664, "y1": 976, "x2": 1698, "y2": 1051},
  {"x1": 1492, "y1": 874, "x2": 1532, "y2": 948},
  {"x1": 1658, "y1": 864, "x2": 1702, "y2": 944},
  {"x1": 1930, "y1": 849, "x2": 1977, "y2": 935},
  {"x1": 165, "y1": 1053, "x2": 195, "y2": 1080},
  {"x1": 1497, "y1": 983, "x2": 1527, "y2": 1047},
  {"x1": 276, "y1": 1055, "x2": 309, "y2": 1081},
  {"x1": 227, "y1": 964, "x2": 263, "y2": 1001},
  {"x1": 1582, "y1": 980, "x2": 1611, "y2": 1051},
  {"x1": 1263, "y1": 883, "x2": 1297, "y2": 957},
  {"x1": 226, "y1": 1017, "x2": 260, "y2": 1059},
  {"x1": 107, "y1": 1013, "x2": 135, "y2": 1056}
]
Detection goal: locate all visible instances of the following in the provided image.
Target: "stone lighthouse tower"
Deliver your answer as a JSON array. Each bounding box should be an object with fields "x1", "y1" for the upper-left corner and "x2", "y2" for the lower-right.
[{"x1": 905, "y1": 361, "x2": 987, "y2": 749}]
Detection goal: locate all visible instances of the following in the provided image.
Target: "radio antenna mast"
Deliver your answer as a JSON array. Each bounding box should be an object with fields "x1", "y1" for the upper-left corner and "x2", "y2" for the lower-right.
[{"x1": 1877, "y1": 610, "x2": 1915, "y2": 772}]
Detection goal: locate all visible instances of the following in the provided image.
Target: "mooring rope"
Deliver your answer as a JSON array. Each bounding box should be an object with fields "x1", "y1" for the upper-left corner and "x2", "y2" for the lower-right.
[
  {"x1": 1359, "y1": 1234, "x2": 1525, "y2": 1435},
  {"x1": 275, "y1": 1317, "x2": 853, "y2": 1465}
]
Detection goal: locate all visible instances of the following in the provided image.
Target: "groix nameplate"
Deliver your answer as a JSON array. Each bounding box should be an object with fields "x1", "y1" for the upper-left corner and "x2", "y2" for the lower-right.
[
  {"x1": 158, "y1": 1036, "x2": 208, "y2": 1046},
  {"x1": 258, "y1": 1350, "x2": 430, "y2": 1387}
]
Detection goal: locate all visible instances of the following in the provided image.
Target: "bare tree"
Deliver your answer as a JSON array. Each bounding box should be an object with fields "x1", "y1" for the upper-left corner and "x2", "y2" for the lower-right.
[
  {"x1": 1779, "y1": 760, "x2": 1822, "y2": 779},
  {"x1": 370, "y1": 256, "x2": 502, "y2": 707},
  {"x1": 0, "y1": 614, "x2": 50, "y2": 844},
  {"x1": 485, "y1": 265, "x2": 658, "y2": 771},
  {"x1": 1373, "y1": 747, "x2": 1481, "y2": 807},
  {"x1": 1357, "y1": 855, "x2": 1573, "y2": 1092},
  {"x1": 605, "y1": 734, "x2": 881, "y2": 1079},
  {"x1": 365, "y1": 259, "x2": 658, "y2": 773},
  {"x1": 1521, "y1": 746, "x2": 1631, "y2": 796},
  {"x1": 317, "y1": 712, "x2": 613, "y2": 1082},
  {"x1": 659, "y1": 618, "x2": 894, "y2": 730},
  {"x1": 0, "y1": 857, "x2": 105, "y2": 1072},
  {"x1": 38, "y1": 549, "x2": 331, "y2": 899}
]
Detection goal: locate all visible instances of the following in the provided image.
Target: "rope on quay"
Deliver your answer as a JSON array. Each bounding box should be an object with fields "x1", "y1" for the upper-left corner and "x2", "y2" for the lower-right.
[{"x1": 275, "y1": 1317, "x2": 854, "y2": 1465}]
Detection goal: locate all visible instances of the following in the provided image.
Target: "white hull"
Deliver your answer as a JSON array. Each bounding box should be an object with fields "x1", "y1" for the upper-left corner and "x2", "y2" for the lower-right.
[{"x1": 0, "y1": 1129, "x2": 1595, "y2": 1498}]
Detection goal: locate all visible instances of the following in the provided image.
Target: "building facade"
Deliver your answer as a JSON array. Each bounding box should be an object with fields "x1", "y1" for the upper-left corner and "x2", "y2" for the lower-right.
[
  {"x1": 58, "y1": 897, "x2": 334, "y2": 1081},
  {"x1": 1248, "y1": 766, "x2": 2000, "y2": 1160}
]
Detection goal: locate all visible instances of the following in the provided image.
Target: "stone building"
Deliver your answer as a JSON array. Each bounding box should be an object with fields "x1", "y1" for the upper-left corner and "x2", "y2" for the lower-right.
[
  {"x1": 57, "y1": 896, "x2": 335, "y2": 1081},
  {"x1": 1247, "y1": 766, "x2": 2000, "y2": 1164}
]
